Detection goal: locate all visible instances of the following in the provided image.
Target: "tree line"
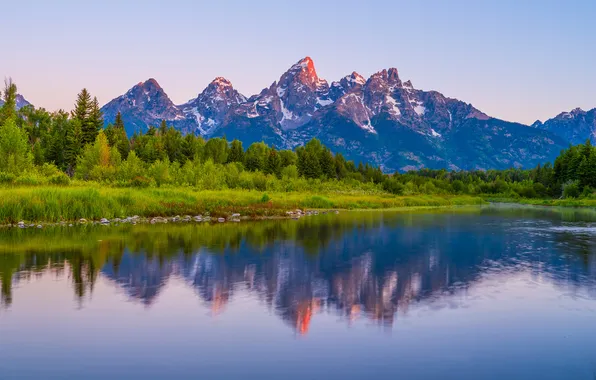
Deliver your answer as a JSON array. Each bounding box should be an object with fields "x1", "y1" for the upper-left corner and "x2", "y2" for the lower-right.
[{"x1": 0, "y1": 79, "x2": 593, "y2": 198}]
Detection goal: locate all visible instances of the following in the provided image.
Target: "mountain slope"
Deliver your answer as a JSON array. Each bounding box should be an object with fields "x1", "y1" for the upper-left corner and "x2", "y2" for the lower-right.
[
  {"x1": 100, "y1": 57, "x2": 570, "y2": 171},
  {"x1": 0, "y1": 94, "x2": 32, "y2": 110},
  {"x1": 101, "y1": 79, "x2": 194, "y2": 136},
  {"x1": 532, "y1": 108, "x2": 596, "y2": 145}
]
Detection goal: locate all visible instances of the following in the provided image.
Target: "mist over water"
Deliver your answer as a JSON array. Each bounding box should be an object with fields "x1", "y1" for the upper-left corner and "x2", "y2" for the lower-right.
[{"x1": 2, "y1": 206, "x2": 596, "y2": 379}]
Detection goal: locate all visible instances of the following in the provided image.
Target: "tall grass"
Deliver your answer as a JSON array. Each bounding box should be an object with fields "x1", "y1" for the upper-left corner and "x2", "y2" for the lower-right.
[{"x1": 0, "y1": 185, "x2": 485, "y2": 223}]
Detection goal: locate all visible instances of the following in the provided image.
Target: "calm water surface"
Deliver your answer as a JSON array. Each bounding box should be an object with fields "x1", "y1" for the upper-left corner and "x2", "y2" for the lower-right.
[{"x1": 2, "y1": 205, "x2": 596, "y2": 379}]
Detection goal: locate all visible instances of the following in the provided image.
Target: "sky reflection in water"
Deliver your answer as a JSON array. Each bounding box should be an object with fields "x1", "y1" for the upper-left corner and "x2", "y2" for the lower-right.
[{"x1": 1, "y1": 206, "x2": 596, "y2": 379}]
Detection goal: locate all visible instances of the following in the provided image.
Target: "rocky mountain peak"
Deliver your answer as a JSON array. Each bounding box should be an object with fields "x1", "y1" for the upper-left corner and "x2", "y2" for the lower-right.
[
  {"x1": 197, "y1": 77, "x2": 246, "y2": 103},
  {"x1": 329, "y1": 72, "x2": 366, "y2": 101},
  {"x1": 555, "y1": 107, "x2": 587, "y2": 120},
  {"x1": 280, "y1": 56, "x2": 325, "y2": 91},
  {"x1": 181, "y1": 77, "x2": 247, "y2": 135},
  {"x1": 101, "y1": 78, "x2": 186, "y2": 135},
  {"x1": 0, "y1": 94, "x2": 32, "y2": 109},
  {"x1": 368, "y1": 68, "x2": 403, "y2": 89}
]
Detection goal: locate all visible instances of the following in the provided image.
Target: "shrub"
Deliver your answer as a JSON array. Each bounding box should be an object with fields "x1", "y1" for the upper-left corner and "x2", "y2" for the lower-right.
[
  {"x1": 14, "y1": 174, "x2": 41, "y2": 186},
  {"x1": 563, "y1": 180, "x2": 581, "y2": 198},
  {"x1": 0, "y1": 172, "x2": 16, "y2": 184},
  {"x1": 49, "y1": 173, "x2": 71, "y2": 186},
  {"x1": 252, "y1": 171, "x2": 267, "y2": 191},
  {"x1": 130, "y1": 176, "x2": 152, "y2": 188},
  {"x1": 383, "y1": 178, "x2": 404, "y2": 195}
]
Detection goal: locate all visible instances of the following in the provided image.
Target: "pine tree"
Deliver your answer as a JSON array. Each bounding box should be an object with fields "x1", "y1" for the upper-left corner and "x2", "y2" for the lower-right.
[
  {"x1": 64, "y1": 120, "x2": 82, "y2": 175},
  {"x1": 181, "y1": 134, "x2": 199, "y2": 162},
  {"x1": 45, "y1": 111, "x2": 69, "y2": 169},
  {"x1": 83, "y1": 97, "x2": 103, "y2": 146},
  {"x1": 115, "y1": 128, "x2": 130, "y2": 159},
  {"x1": 159, "y1": 120, "x2": 168, "y2": 136},
  {"x1": 72, "y1": 89, "x2": 93, "y2": 146},
  {"x1": 163, "y1": 126, "x2": 182, "y2": 163},
  {"x1": 114, "y1": 111, "x2": 125, "y2": 130}
]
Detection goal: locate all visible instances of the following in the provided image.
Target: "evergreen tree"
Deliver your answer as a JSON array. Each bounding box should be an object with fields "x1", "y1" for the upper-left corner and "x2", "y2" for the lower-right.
[
  {"x1": 45, "y1": 111, "x2": 69, "y2": 170},
  {"x1": 104, "y1": 124, "x2": 116, "y2": 146},
  {"x1": 72, "y1": 89, "x2": 96, "y2": 146},
  {"x1": 85, "y1": 97, "x2": 103, "y2": 143},
  {"x1": 115, "y1": 128, "x2": 130, "y2": 160},
  {"x1": 159, "y1": 120, "x2": 168, "y2": 136},
  {"x1": 181, "y1": 134, "x2": 203, "y2": 162},
  {"x1": 64, "y1": 120, "x2": 83, "y2": 175},
  {"x1": 163, "y1": 126, "x2": 182, "y2": 162},
  {"x1": 114, "y1": 111, "x2": 125, "y2": 130}
]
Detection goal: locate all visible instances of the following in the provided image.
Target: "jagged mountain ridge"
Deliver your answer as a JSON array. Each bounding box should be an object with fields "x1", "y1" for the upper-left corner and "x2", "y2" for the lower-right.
[
  {"x1": 0, "y1": 94, "x2": 32, "y2": 110},
  {"x1": 532, "y1": 107, "x2": 596, "y2": 146},
  {"x1": 100, "y1": 57, "x2": 570, "y2": 172}
]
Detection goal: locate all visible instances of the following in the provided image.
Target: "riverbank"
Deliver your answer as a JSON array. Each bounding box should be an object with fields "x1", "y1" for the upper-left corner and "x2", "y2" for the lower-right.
[
  {"x1": 0, "y1": 185, "x2": 485, "y2": 225},
  {"x1": 485, "y1": 197, "x2": 596, "y2": 208}
]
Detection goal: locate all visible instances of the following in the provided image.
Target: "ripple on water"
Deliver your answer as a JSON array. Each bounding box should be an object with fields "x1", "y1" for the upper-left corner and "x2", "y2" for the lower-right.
[{"x1": 550, "y1": 225, "x2": 596, "y2": 234}]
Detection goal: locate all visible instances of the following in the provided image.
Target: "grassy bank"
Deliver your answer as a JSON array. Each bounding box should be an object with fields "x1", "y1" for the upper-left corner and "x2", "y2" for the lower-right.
[
  {"x1": 0, "y1": 185, "x2": 485, "y2": 224},
  {"x1": 485, "y1": 196, "x2": 596, "y2": 208}
]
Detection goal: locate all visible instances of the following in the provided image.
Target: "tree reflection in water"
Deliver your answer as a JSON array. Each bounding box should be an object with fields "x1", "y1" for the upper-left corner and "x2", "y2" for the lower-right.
[{"x1": 2, "y1": 206, "x2": 596, "y2": 334}]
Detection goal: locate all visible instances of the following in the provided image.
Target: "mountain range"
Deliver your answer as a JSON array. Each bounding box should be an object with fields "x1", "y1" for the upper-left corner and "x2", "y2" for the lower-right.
[{"x1": 8, "y1": 58, "x2": 595, "y2": 172}]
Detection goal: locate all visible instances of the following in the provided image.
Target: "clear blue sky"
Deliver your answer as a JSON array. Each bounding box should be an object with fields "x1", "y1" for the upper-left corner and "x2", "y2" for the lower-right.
[{"x1": 2, "y1": 0, "x2": 595, "y2": 124}]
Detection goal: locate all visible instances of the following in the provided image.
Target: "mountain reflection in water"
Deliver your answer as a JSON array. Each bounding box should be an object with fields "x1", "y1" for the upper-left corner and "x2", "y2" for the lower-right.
[{"x1": 2, "y1": 206, "x2": 596, "y2": 336}]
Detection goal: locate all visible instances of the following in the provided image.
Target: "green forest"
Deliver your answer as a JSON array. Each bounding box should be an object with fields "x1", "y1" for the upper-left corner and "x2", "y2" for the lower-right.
[{"x1": 1, "y1": 79, "x2": 595, "y2": 223}]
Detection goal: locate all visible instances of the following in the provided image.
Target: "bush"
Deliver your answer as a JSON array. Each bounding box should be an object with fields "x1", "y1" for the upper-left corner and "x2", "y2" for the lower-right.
[
  {"x1": 14, "y1": 174, "x2": 41, "y2": 186},
  {"x1": 0, "y1": 172, "x2": 16, "y2": 184},
  {"x1": 383, "y1": 178, "x2": 404, "y2": 195},
  {"x1": 252, "y1": 171, "x2": 267, "y2": 191},
  {"x1": 48, "y1": 173, "x2": 71, "y2": 186},
  {"x1": 281, "y1": 165, "x2": 299, "y2": 180},
  {"x1": 130, "y1": 176, "x2": 152, "y2": 188},
  {"x1": 563, "y1": 180, "x2": 581, "y2": 198},
  {"x1": 260, "y1": 193, "x2": 270, "y2": 202},
  {"x1": 304, "y1": 195, "x2": 334, "y2": 209}
]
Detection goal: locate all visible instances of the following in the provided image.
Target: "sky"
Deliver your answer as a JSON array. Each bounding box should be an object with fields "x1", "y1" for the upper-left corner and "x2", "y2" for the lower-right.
[{"x1": 1, "y1": 0, "x2": 595, "y2": 124}]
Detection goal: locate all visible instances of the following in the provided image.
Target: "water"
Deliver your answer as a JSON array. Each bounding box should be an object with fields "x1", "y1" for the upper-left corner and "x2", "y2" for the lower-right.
[{"x1": 2, "y1": 205, "x2": 596, "y2": 379}]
